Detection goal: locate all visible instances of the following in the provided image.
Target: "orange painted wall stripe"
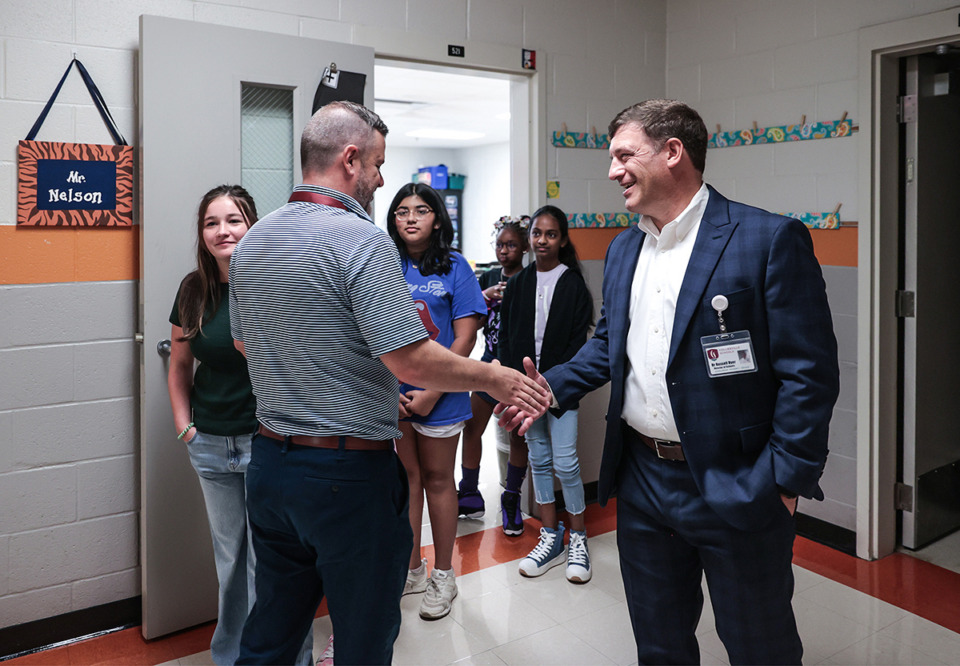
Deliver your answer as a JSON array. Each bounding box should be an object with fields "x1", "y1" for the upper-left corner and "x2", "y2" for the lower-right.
[
  {"x1": 0, "y1": 223, "x2": 855, "y2": 286},
  {"x1": 0, "y1": 225, "x2": 139, "y2": 285},
  {"x1": 572, "y1": 225, "x2": 858, "y2": 267},
  {"x1": 569, "y1": 227, "x2": 629, "y2": 261},
  {"x1": 809, "y1": 226, "x2": 857, "y2": 267}
]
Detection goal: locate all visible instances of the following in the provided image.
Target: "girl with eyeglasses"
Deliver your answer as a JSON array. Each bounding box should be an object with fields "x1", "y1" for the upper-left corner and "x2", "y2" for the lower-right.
[
  {"x1": 458, "y1": 216, "x2": 531, "y2": 537},
  {"x1": 386, "y1": 182, "x2": 486, "y2": 620},
  {"x1": 499, "y1": 204, "x2": 595, "y2": 584}
]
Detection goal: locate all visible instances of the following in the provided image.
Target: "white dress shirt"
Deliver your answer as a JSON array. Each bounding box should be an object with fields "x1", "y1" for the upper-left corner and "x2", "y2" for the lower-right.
[{"x1": 621, "y1": 183, "x2": 709, "y2": 441}]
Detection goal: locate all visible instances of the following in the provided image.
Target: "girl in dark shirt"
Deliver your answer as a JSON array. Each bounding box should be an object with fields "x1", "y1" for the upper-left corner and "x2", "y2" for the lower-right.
[
  {"x1": 168, "y1": 185, "x2": 312, "y2": 665},
  {"x1": 498, "y1": 204, "x2": 594, "y2": 584}
]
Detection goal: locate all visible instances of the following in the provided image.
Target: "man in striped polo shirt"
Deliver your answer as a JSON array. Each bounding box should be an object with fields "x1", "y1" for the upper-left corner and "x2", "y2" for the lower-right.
[{"x1": 229, "y1": 101, "x2": 548, "y2": 665}]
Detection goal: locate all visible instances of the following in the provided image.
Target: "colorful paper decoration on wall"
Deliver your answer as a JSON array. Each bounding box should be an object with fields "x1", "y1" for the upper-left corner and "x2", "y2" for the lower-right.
[
  {"x1": 567, "y1": 212, "x2": 639, "y2": 228},
  {"x1": 552, "y1": 117, "x2": 856, "y2": 151},
  {"x1": 565, "y1": 211, "x2": 843, "y2": 230},
  {"x1": 709, "y1": 118, "x2": 857, "y2": 149},
  {"x1": 552, "y1": 130, "x2": 610, "y2": 149},
  {"x1": 546, "y1": 180, "x2": 560, "y2": 199},
  {"x1": 780, "y1": 211, "x2": 842, "y2": 230}
]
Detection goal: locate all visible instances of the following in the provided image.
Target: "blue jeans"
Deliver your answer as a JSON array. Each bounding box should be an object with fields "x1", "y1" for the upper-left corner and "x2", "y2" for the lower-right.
[
  {"x1": 186, "y1": 430, "x2": 312, "y2": 666},
  {"x1": 237, "y1": 434, "x2": 412, "y2": 665},
  {"x1": 524, "y1": 409, "x2": 585, "y2": 515}
]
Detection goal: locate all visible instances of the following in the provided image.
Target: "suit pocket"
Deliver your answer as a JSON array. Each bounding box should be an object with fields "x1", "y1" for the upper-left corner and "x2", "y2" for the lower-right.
[
  {"x1": 702, "y1": 285, "x2": 754, "y2": 330},
  {"x1": 739, "y1": 421, "x2": 772, "y2": 456}
]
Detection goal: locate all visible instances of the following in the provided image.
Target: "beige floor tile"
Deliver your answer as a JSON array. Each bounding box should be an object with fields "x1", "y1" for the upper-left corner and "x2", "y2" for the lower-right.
[
  {"x1": 509, "y1": 568, "x2": 622, "y2": 624},
  {"x1": 799, "y1": 578, "x2": 908, "y2": 632},
  {"x1": 448, "y1": 585, "x2": 558, "y2": 648},
  {"x1": 794, "y1": 594, "x2": 875, "y2": 664},
  {"x1": 492, "y1": 624, "x2": 615, "y2": 665},
  {"x1": 821, "y1": 631, "x2": 950, "y2": 665},
  {"x1": 877, "y1": 615, "x2": 960, "y2": 665},
  {"x1": 563, "y1": 601, "x2": 638, "y2": 665}
]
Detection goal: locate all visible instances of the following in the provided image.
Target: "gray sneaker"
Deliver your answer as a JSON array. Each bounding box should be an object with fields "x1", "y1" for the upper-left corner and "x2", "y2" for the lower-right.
[
  {"x1": 403, "y1": 558, "x2": 428, "y2": 595},
  {"x1": 419, "y1": 568, "x2": 458, "y2": 620}
]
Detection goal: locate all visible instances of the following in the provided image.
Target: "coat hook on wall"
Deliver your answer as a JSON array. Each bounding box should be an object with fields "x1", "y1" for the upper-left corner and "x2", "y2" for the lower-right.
[{"x1": 330, "y1": 62, "x2": 338, "y2": 73}]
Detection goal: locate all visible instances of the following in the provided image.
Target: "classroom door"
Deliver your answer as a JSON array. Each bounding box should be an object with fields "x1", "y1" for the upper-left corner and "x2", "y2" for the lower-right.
[
  {"x1": 899, "y1": 52, "x2": 960, "y2": 550},
  {"x1": 139, "y1": 15, "x2": 374, "y2": 639}
]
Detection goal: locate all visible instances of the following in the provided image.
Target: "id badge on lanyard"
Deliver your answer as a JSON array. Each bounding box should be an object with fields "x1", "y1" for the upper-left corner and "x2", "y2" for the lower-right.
[{"x1": 700, "y1": 294, "x2": 757, "y2": 378}]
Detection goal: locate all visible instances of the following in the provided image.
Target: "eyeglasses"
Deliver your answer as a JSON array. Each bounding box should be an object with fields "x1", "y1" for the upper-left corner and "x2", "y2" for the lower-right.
[
  {"x1": 395, "y1": 206, "x2": 433, "y2": 220},
  {"x1": 495, "y1": 241, "x2": 521, "y2": 252}
]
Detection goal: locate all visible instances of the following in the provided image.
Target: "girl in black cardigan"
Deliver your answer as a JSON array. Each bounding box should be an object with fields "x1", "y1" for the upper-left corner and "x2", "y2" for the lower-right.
[{"x1": 498, "y1": 205, "x2": 594, "y2": 583}]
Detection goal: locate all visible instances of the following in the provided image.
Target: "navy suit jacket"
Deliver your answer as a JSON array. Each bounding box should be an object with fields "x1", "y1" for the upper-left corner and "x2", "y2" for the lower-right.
[{"x1": 544, "y1": 186, "x2": 840, "y2": 531}]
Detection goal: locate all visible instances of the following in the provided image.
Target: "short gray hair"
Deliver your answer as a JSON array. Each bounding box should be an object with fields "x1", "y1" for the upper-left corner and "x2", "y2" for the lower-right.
[{"x1": 300, "y1": 101, "x2": 388, "y2": 174}]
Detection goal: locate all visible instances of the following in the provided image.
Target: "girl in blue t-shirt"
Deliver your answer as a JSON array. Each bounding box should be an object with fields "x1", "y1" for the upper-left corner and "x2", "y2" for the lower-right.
[{"x1": 387, "y1": 182, "x2": 486, "y2": 621}]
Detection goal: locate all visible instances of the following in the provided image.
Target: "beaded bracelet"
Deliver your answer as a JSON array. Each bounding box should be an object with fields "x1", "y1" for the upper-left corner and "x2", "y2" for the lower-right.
[{"x1": 177, "y1": 422, "x2": 195, "y2": 440}]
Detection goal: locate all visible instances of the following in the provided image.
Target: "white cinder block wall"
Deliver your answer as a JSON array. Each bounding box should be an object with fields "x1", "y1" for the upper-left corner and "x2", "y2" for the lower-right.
[
  {"x1": 0, "y1": 0, "x2": 665, "y2": 631},
  {"x1": 665, "y1": 0, "x2": 960, "y2": 531}
]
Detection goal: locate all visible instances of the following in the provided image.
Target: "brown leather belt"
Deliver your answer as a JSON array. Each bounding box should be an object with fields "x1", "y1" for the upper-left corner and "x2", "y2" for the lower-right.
[
  {"x1": 257, "y1": 425, "x2": 392, "y2": 451},
  {"x1": 638, "y1": 434, "x2": 685, "y2": 462},
  {"x1": 624, "y1": 423, "x2": 685, "y2": 462}
]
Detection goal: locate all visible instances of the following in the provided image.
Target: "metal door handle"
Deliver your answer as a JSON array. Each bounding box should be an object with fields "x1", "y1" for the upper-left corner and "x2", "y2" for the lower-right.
[{"x1": 157, "y1": 339, "x2": 172, "y2": 357}]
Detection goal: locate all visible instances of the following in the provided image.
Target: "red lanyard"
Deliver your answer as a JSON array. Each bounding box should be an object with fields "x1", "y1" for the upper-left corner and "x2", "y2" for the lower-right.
[{"x1": 288, "y1": 190, "x2": 350, "y2": 210}]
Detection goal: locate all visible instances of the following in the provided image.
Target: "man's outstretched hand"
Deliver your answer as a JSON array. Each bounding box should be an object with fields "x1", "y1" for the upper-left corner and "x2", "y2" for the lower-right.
[{"x1": 494, "y1": 357, "x2": 550, "y2": 435}]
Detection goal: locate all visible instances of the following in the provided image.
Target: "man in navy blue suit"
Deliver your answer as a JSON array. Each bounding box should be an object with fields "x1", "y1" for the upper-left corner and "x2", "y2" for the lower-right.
[{"x1": 505, "y1": 99, "x2": 839, "y2": 664}]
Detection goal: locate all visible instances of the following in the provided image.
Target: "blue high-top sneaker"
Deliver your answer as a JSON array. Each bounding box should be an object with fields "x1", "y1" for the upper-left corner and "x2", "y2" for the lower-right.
[{"x1": 518, "y1": 522, "x2": 566, "y2": 577}]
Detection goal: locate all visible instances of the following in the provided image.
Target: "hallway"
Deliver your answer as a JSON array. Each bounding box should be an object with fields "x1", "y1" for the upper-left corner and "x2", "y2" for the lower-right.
[{"x1": 9, "y1": 475, "x2": 960, "y2": 665}]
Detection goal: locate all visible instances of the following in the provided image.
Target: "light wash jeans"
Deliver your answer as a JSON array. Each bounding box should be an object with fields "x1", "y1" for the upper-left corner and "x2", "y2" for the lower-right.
[
  {"x1": 186, "y1": 429, "x2": 313, "y2": 666},
  {"x1": 524, "y1": 409, "x2": 586, "y2": 515}
]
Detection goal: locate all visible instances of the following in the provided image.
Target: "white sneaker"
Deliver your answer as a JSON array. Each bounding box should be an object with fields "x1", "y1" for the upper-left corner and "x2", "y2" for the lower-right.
[
  {"x1": 566, "y1": 530, "x2": 592, "y2": 583},
  {"x1": 403, "y1": 558, "x2": 428, "y2": 595},
  {"x1": 419, "y1": 568, "x2": 458, "y2": 620}
]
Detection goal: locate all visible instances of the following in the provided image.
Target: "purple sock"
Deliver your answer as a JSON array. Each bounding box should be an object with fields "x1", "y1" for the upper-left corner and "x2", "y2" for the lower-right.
[
  {"x1": 505, "y1": 462, "x2": 527, "y2": 493},
  {"x1": 460, "y1": 466, "x2": 480, "y2": 492}
]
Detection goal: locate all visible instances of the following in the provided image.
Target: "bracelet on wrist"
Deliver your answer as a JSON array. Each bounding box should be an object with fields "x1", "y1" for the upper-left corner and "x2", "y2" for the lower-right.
[{"x1": 177, "y1": 422, "x2": 195, "y2": 440}]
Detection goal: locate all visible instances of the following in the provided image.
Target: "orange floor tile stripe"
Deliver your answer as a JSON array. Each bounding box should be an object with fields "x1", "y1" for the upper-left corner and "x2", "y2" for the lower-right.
[{"x1": 794, "y1": 536, "x2": 960, "y2": 634}]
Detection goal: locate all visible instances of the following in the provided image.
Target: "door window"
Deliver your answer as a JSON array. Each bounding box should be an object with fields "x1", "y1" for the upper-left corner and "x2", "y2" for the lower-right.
[{"x1": 241, "y1": 83, "x2": 294, "y2": 214}]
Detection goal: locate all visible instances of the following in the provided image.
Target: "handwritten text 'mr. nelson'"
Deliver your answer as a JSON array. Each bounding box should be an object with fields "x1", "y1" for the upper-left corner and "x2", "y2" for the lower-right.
[{"x1": 48, "y1": 170, "x2": 103, "y2": 205}]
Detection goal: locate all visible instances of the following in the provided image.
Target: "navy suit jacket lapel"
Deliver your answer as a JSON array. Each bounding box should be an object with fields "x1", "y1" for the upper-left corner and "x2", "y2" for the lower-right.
[{"x1": 668, "y1": 186, "x2": 736, "y2": 366}]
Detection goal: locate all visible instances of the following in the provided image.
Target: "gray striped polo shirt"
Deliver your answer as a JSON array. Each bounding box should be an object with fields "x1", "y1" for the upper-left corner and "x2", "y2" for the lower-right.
[{"x1": 229, "y1": 185, "x2": 428, "y2": 439}]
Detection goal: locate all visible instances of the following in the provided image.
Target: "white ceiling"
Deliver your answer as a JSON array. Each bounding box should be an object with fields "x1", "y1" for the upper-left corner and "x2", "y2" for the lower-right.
[{"x1": 374, "y1": 63, "x2": 511, "y2": 148}]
